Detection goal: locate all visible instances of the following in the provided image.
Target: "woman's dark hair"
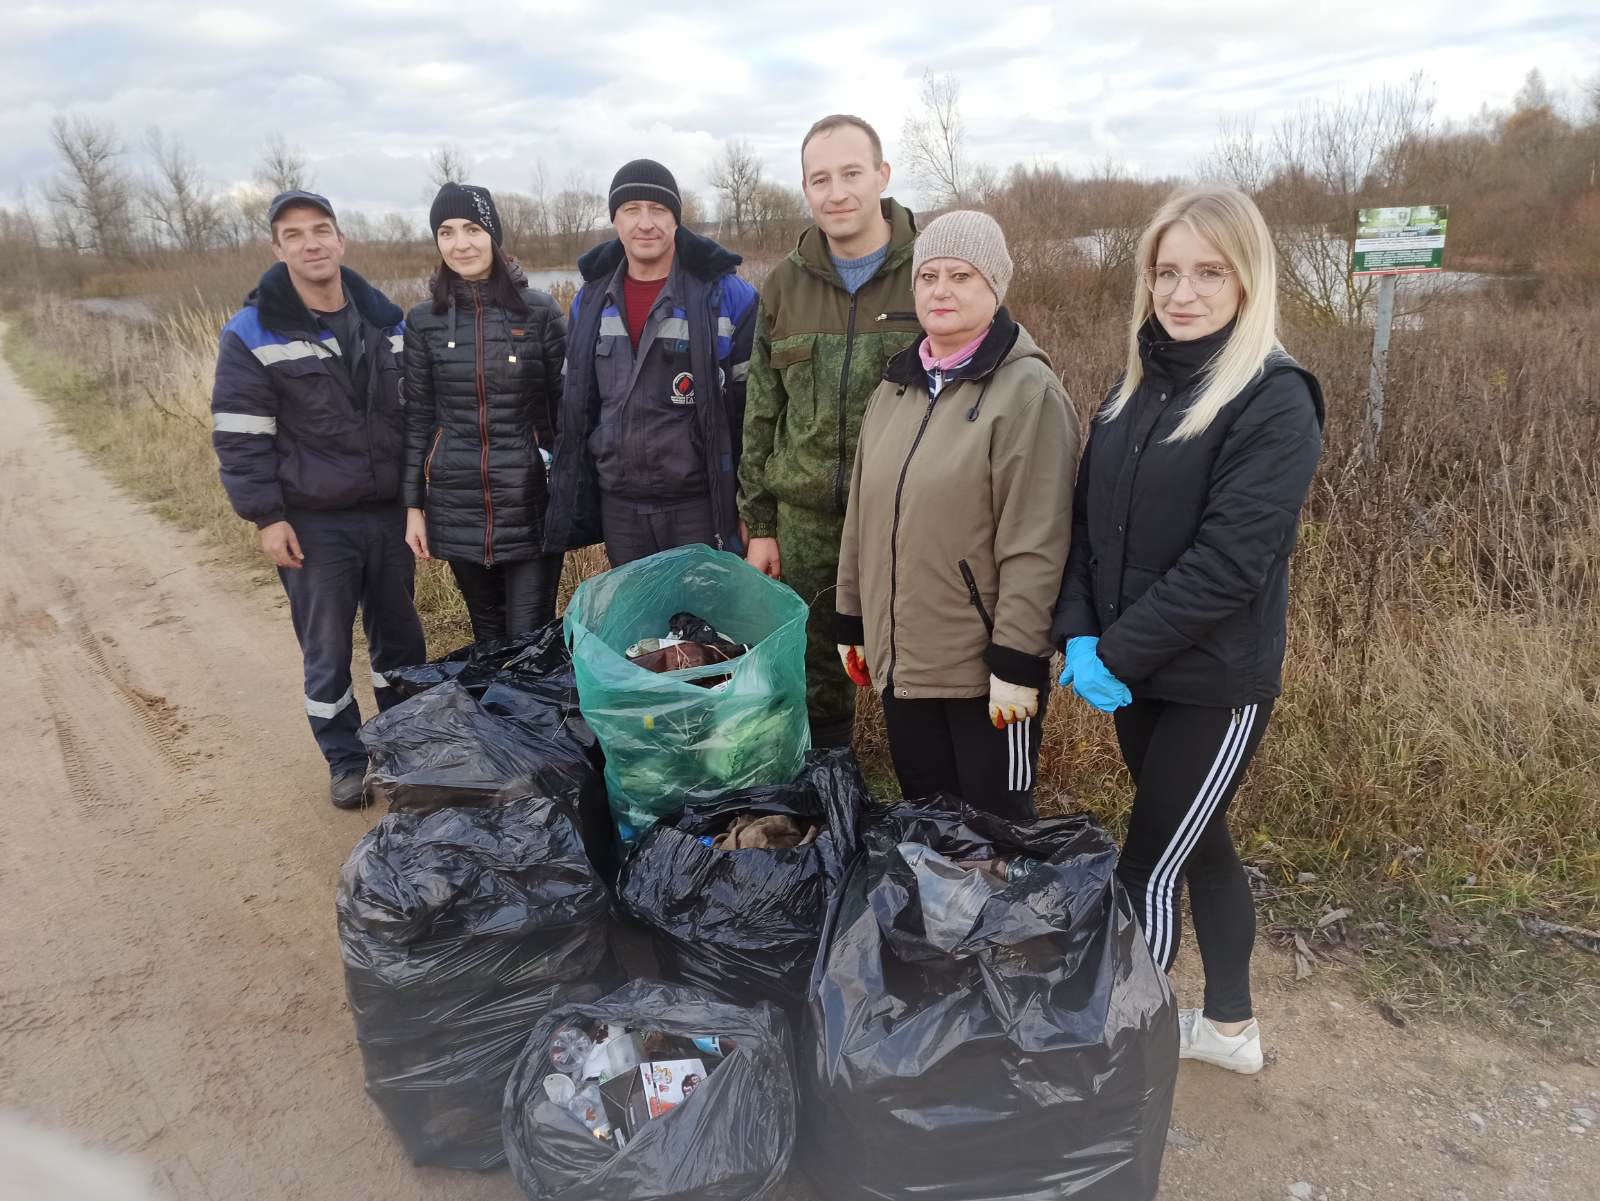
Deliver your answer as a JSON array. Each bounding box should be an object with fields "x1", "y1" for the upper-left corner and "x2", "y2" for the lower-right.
[{"x1": 429, "y1": 245, "x2": 531, "y2": 316}]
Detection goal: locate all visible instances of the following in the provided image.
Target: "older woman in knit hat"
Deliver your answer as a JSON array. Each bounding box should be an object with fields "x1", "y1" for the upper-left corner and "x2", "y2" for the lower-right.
[{"x1": 834, "y1": 211, "x2": 1080, "y2": 817}]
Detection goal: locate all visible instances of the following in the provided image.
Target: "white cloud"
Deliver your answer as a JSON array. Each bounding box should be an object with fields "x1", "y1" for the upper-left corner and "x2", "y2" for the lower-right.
[{"x1": 1, "y1": 0, "x2": 1596, "y2": 221}]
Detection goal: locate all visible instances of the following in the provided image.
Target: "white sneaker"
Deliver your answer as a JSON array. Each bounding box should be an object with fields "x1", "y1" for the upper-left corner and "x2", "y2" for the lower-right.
[{"x1": 1178, "y1": 1008, "x2": 1264, "y2": 1074}]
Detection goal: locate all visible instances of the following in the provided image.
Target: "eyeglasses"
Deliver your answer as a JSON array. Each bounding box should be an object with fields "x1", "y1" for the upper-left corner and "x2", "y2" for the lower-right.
[{"x1": 1143, "y1": 267, "x2": 1234, "y2": 298}]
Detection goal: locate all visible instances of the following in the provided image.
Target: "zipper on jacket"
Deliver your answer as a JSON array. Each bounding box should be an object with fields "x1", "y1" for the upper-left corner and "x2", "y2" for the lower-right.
[
  {"x1": 834, "y1": 293, "x2": 859, "y2": 512},
  {"x1": 423, "y1": 427, "x2": 443, "y2": 495},
  {"x1": 886, "y1": 389, "x2": 942, "y2": 691},
  {"x1": 705, "y1": 285, "x2": 728, "y2": 549},
  {"x1": 473, "y1": 290, "x2": 495, "y2": 566},
  {"x1": 958, "y1": 558, "x2": 995, "y2": 635}
]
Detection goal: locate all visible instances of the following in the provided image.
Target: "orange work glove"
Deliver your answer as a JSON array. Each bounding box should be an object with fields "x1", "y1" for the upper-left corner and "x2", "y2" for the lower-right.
[{"x1": 837, "y1": 644, "x2": 871, "y2": 687}]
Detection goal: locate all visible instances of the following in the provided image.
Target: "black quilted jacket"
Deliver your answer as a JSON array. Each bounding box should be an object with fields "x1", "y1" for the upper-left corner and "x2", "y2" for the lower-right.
[
  {"x1": 401, "y1": 266, "x2": 566, "y2": 565},
  {"x1": 1051, "y1": 318, "x2": 1325, "y2": 706}
]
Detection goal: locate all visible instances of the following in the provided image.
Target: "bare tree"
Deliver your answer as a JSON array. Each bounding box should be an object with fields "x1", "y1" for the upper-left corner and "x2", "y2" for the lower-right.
[
  {"x1": 679, "y1": 188, "x2": 706, "y2": 228},
  {"x1": 1272, "y1": 74, "x2": 1432, "y2": 197},
  {"x1": 515, "y1": 160, "x2": 555, "y2": 259},
  {"x1": 379, "y1": 212, "x2": 415, "y2": 244},
  {"x1": 1080, "y1": 160, "x2": 1160, "y2": 274},
  {"x1": 748, "y1": 181, "x2": 807, "y2": 251},
  {"x1": 966, "y1": 162, "x2": 1001, "y2": 208},
  {"x1": 1270, "y1": 77, "x2": 1432, "y2": 324},
  {"x1": 550, "y1": 176, "x2": 604, "y2": 259},
  {"x1": 141, "y1": 129, "x2": 224, "y2": 252},
  {"x1": 1203, "y1": 116, "x2": 1272, "y2": 195},
  {"x1": 496, "y1": 191, "x2": 543, "y2": 256},
  {"x1": 339, "y1": 209, "x2": 377, "y2": 242},
  {"x1": 1513, "y1": 68, "x2": 1554, "y2": 115},
  {"x1": 46, "y1": 115, "x2": 135, "y2": 257},
  {"x1": 902, "y1": 70, "x2": 967, "y2": 207},
  {"x1": 710, "y1": 139, "x2": 763, "y2": 237},
  {"x1": 225, "y1": 187, "x2": 273, "y2": 245},
  {"x1": 427, "y1": 143, "x2": 474, "y2": 190},
  {"x1": 1203, "y1": 74, "x2": 1435, "y2": 326},
  {"x1": 0, "y1": 191, "x2": 46, "y2": 283},
  {"x1": 255, "y1": 135, "x2": 312, "y2": 194}
]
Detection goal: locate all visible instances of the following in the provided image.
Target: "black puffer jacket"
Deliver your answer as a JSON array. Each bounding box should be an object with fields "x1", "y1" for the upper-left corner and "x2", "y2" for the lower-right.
[
  {"x1": 401, "y1": 265, "x2": 566, "y2": 565},
  {"x1": 1051, "y1": 318, "x2": 1324, "y2": 706}
]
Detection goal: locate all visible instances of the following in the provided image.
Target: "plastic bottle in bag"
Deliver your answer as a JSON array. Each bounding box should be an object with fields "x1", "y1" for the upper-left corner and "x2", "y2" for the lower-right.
[
  {"x1": 549, "y1": 1027, "x2": 594, "y2": 1078},
  {"x1": 898, "y1": 843, "x2": 995, "y2": 950}
]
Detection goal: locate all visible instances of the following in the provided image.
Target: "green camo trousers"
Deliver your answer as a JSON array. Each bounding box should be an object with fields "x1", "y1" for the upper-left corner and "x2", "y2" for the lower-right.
[{"x1": 776, "y1": 502, "x2": 856, "y2": 734}]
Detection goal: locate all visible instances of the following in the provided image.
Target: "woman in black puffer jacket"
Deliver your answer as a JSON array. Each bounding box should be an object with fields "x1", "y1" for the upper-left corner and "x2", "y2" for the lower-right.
[{"x1": 402, "y1": 183, "x2": 567, "y2": 640}]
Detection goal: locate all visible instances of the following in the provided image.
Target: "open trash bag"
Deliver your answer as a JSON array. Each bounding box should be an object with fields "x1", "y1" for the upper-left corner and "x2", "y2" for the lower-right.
[
  {"x1": 380, "y1": 621, "x2": 571, "y2": 700},
  {"x1": 337, "y1": 797, "x2": 617, "y2": 1169},
  {"x1": 801, "y1": 800, "x2": 1177, "y2": 1201},
  {"x1": 564, "y1": 545, "x2": 809, "y2": 844},
  {"x1": 616, "y1": 749, "x2": 867, "y2": 1015},
  {"x1": 502, "y1": 980, "x2": 796, "y2": 1201}
]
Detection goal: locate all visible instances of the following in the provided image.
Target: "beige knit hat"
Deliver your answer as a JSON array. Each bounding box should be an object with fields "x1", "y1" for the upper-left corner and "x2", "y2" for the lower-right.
[{"x1": 912, "y1": 210, "x2": 1014, "y2": 305}]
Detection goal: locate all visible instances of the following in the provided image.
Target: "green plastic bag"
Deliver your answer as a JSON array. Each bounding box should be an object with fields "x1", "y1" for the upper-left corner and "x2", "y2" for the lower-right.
[{"x1": 564, "y1": 545, "x2": 811, "y2": 843}]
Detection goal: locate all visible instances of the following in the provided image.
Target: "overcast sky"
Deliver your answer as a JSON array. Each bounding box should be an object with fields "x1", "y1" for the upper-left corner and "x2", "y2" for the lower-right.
[{"x1": 4, "y1": 1, "x2": 1597, "y2": 223}]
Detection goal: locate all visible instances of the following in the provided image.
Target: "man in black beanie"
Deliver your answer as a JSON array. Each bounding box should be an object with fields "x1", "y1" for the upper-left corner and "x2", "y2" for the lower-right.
[{"x1": 543, "y1": 158, "x2": 758, "y2": 565}]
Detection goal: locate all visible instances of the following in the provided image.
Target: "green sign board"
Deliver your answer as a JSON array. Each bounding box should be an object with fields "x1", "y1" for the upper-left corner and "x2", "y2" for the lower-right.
[{"x1": 1352, "y1": 205, "x2": 1448, "y2": 275}]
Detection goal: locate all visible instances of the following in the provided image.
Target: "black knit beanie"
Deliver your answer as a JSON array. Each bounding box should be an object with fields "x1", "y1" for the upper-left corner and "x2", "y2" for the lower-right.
[
  {"x1": 429, "y1": 182, "x2": 502, "y2": 246},
  {"x1": 608, "y1": 159, "x2": 681, "y2": 224}
]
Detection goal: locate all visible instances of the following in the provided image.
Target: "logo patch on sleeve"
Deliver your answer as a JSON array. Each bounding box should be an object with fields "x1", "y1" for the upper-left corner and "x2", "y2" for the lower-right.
[{"x1": 670, "y1": 371, "x2": 696, "y2": 406}]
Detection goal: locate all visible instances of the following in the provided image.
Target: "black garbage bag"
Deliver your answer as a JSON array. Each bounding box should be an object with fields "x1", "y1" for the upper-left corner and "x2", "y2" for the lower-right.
[
  {"x1": 503, "y1": 980, "x2": 796, "y2": 1201},
  {"x1": 338, "y1": 797, "x2": 617, "y2": 1169},
  {"x1": 801, "y1": 799, "x2": 1177, "y2": 1201},
  {"x1": 616, "y1": 750, "x2": 866, "y2": 1015},
  {"x1": 361, "y1": 680, "x2": 597, "y2": 812},
  {"x1": 362, "y1": 620, "x2": 618, "y2": 879},
  {"x1": 381, "y1": 621, "x2": 571, "y2": 700}
]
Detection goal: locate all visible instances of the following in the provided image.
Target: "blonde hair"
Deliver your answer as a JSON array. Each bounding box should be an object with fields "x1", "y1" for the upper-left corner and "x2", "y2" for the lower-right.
[{"x1": 1101, "y1": 185, "x2": 1280, "y2": 441}]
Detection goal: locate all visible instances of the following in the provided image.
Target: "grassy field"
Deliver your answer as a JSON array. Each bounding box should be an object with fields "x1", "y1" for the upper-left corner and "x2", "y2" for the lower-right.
[{"x1": 4, "y1": 254, "x2": 1597, "y2": 1047}]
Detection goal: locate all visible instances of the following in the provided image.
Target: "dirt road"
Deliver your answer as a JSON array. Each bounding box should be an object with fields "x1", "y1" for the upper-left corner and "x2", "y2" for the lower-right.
[{"x1": 0, "y1": 325, "x2": 1594, "y2": 1200}]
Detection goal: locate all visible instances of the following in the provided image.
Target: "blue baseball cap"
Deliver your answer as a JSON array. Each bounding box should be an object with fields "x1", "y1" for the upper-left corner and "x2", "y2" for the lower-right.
[{"x1": 266, "y1": 189, "x2": 336, "y2": 228}]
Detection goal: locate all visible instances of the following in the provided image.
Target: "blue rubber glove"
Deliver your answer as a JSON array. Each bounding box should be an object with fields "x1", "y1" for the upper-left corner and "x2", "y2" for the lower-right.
[{"x1": 1059, "y1": 636, "x2": 1132, "y2": 713}]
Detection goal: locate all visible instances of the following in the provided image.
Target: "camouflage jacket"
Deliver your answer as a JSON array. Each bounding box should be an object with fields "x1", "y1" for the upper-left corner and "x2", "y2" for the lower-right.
[{"x1": 738, "y1": 199, "x2": 920, "y2": 534}]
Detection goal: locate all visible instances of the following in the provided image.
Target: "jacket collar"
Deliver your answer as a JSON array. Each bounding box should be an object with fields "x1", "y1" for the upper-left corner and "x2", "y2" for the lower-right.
[
  {"x1": 1137, "y1": 314, "x2": 1235, "y2": 393},
  {"x1": 599, "y1": 252, "x2": 680, "y2": 311},
  {"x1": 432, "y1": 256, "x2": 530, "y2": 305},
  {"x1": 1137, "y1": 316, "x2": 1328, "y2": 428},
  {"x1": 884, "y1": 306, "x2": 1021, "y2": 389},
  {"x1": 577, "y1": 226, "x2": 742, "y2": 285},
  {"x1": 249, "y1": 263, "x2": 402, "y2": 336},
  {"x1": 793, "y1": 197, "x2": 918, "y2": 287}
]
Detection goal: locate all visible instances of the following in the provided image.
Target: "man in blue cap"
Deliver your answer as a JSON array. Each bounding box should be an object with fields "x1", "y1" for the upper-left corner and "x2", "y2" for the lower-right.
[{"x1": 210, "y1": 190, "x2": 425, "y2": 809}]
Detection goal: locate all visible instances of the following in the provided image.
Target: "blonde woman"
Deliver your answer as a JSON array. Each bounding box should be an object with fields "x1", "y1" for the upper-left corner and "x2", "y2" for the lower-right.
[{"x1": 1052, "y1": 186, "x2": 1324, "y2": 1074}]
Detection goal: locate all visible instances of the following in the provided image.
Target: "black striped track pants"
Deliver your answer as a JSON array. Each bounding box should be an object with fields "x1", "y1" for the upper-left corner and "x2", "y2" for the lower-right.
[
  {"x1": 1113, "y1": 697, "x2": 1275, "y2": 1023},
  {"x1": 881, "y1": 690, "x2": 1049, "y2": 823}
]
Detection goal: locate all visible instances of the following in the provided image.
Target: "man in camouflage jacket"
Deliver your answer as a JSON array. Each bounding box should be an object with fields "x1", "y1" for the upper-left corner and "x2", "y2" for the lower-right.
[{"x1": 739, "y1": 115, "x2": 919, "y2": 747}]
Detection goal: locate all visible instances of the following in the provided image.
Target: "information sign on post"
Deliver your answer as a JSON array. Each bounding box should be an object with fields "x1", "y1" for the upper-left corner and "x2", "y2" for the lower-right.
[
  {"x1": 1353, "y1": 205, "x2": 1447, "y2": 462},
  {"x1": 1353, "y1": 205, "x2": 1448, "y2": 276}
]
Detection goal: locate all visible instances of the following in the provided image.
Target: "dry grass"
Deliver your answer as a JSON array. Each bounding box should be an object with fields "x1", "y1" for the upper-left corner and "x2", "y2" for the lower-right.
[{"x1": 5, "y1": 260, "x2": 1598, "y2": 1044}]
